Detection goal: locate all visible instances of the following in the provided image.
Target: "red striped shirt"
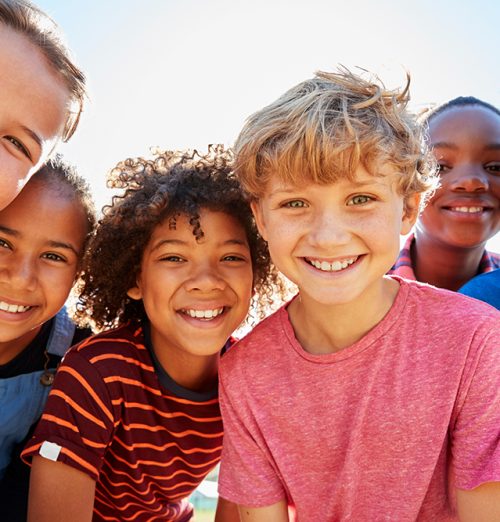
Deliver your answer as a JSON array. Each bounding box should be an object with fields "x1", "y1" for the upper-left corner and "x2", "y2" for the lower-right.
[
  {"x1": 22, "y1": 322, "x2": 224, "y2": 522},
  {"x1": 388, "y1": 234, "x2": 500, "y2": 280}
]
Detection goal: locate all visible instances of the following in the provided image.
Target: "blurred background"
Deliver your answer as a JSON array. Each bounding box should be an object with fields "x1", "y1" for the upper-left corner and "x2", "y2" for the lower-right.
[{"x1": 36, "y1": 0, "x2": 499, "y2": 252}]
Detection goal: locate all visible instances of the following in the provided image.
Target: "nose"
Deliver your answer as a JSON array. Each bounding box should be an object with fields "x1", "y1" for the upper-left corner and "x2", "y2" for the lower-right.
[
  {"x1": 447, "y1": 165, "x2": 489, "y2": 193},
  {"x1": 0, "y1": 255, "x2": 37, "y2": 291},
  {"x1": 184, "y1": 262, "x2": 227, "y2": 293},
  {"x1": 308, "y1": 209, "x2": 351, "y2": 248}
]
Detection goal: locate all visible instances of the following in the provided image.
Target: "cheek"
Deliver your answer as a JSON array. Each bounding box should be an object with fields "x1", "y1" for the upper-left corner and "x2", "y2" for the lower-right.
[
  {"x1": 44, "y1": 271, "x2": 77, "y2": 309},
  {"x1": 0, "y1": 164, "x2": 27, "y2": 210}
]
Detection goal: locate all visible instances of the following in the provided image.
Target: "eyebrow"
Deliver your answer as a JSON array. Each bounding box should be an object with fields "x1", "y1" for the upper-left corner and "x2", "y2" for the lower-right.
[
  {"x1": 0, "y1": 225, "x2": 79, "y2": 255},
  {"x1": 151, "y1": 238, "x2": 248, "y2": 252},
  {"x1": 433, "y1": 141, "x2": 500, "y2": 151},
  {"x1": 268, "y1": 178, "x2": 385, "y2": 197}
]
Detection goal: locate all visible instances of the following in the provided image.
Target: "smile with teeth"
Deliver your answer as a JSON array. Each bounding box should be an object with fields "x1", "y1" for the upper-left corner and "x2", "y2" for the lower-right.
[
  {"x1": 448, "y1": 206, "x2": 485, "y2": 213},
  {"x1": 0, "y1": 301, "x2": 32, "y2": 313},
  {"x1": 307, "y1": 257, "x2": 358, "y2": 272},
  {"x1": 180, "y1": 307, "x2": 225, "y2": 320}
]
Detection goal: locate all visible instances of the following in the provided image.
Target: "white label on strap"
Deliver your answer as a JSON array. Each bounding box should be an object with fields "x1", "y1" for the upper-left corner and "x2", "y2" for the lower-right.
[{"x1": 39, "y1": 441, "x2": 62, "y2": 461}]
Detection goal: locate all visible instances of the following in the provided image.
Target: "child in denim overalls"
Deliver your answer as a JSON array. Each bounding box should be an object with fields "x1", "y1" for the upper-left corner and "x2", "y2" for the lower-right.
[{"x1": 0, "y1": 157, "x2": 95, "y2": 521}]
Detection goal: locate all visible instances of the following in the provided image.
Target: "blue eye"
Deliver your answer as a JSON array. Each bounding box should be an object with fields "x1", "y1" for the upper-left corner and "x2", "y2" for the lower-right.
[
  {"x1": 348, "y1": 195, "x2": 372, "y2": 206},
  {"x1": 283, "y1": 200, "x2": 306, "y2": 208}
]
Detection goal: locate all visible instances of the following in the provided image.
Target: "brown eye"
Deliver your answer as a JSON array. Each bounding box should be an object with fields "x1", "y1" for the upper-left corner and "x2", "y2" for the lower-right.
[
  {"x1": 5, "y1": 136, "x2": 31, "y2": 160},
  {"x1": 485, "y1": 163, "x2": 500, "y2": 175},
  {"x1": 437, "y1": 163, "x2": 451, "y2": 174}
]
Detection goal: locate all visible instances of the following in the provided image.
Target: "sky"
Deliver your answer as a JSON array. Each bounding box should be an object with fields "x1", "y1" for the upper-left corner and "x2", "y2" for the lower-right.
[{"x1": 38, "y1": 0, "x2": 500, "y2": 251}]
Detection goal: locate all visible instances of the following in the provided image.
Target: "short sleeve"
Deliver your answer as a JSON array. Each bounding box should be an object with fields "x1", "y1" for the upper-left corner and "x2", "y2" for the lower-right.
[
  {"x1": 21, "y1": 348, "x2": 115, "y2": 481},
  {"x1": 218, "y1": 364, "x2": 286, "y2": 507},
  {"x1": 451, "y1": 319, "x2": 500, "y2": 489}
]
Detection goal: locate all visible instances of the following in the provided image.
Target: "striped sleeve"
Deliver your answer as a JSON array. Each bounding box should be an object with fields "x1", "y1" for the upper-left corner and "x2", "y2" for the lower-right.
[{"x1": 21, "y1": 348, "x2": 115, "y2": 481}]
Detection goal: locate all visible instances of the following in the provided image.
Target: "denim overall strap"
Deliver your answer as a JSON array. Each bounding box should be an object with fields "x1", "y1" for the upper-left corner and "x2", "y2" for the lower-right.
[
  {"x1": 0, "y1": 308, "x2": 75, "y2": 477},
  {"x1": 46, "y1": 307, "x2": 76, "y2": 357}
]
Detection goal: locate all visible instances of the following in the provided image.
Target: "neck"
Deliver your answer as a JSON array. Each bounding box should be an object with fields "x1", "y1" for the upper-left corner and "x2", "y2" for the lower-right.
[
  {"x1": 288, "y1": 277, "x2": 399, "y2": 355},
  {"x1": 152, "y1": 342, "x2": 219, "y2": 393},
  {"x1": 412, "y1": 235, "x2": 485, "y2": 291},
  {"x1": 0, "y1": 327, "x2": 41, "y2": 366}
]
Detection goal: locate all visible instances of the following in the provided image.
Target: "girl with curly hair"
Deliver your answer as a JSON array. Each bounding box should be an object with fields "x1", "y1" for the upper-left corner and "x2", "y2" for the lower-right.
[{"x1": 23, "y1": 146, "x2": 282, "y2": 522}]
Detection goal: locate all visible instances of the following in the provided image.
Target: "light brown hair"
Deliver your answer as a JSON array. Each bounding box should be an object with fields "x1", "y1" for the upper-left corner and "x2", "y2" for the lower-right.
[
  {"x1": 235, "y1": 67, "x2": 437, "y2": 204},
  {"x1": 0, "y1": 0, "x2": 86, "y2": 141}
]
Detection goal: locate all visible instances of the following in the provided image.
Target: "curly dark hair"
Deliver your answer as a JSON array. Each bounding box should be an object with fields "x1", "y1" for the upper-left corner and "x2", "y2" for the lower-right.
[
  {"x1": 75, "y1": 145, "x2": 284, "y2": 330},
  {"x1": 33, "y1": 154, "x2": 96, "y2": 264}
]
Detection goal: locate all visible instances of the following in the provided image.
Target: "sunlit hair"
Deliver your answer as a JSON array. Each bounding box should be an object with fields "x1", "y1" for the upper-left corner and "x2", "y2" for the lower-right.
[
  {"x1": 75, "y1": 145, "x2": 284, "y2": 331},
  {"x1": 421, "y1": 96, "x2": 500, "y2": 124},
  {"x1": 0, "y1": 0, "x2": 86, "y2": 141},
  {"x1": 29, "y1": 154, "x2": 96, "y2": 261},
  {"x1": 235, "y1": 66, "x2": 437, "y2": 205}
]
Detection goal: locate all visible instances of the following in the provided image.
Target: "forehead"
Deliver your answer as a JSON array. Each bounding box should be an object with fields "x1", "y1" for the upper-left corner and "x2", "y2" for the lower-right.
[
  {"x1": 429, "y1": 106, "x2": 500, "y2": 143},
  {"x1": 264, "y1": 163, "x2": 398, "y2": 194},
  {"x1": 0, "y1": 26, "x2": 69, "y2": 137},
  {"x1": 151, "y1": 209, "x2": 248, "y2": 244},
  {"x1": 0, "y1": 178, "x2": 88, "y2": 243}
]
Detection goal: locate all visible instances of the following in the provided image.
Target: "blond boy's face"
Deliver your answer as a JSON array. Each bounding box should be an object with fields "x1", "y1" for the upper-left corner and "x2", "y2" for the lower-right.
[{"x1": 251, "y1": 164, "x2": 418, "y2": 309}]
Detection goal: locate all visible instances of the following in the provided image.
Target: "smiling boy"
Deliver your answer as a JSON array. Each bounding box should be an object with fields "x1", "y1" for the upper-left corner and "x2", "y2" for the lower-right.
[
  {"x1": 217, "y1": 69, "x2": 500, "y2": 521},
  {"x1": 389, "y1": 97, "x2": 500, "y2": 291}
]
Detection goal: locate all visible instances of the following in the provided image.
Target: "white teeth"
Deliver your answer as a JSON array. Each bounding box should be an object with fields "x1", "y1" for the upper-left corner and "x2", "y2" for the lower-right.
[
  {"x1": 309, "y1": 257, "x2": 357, "y2": 272},
  {"x1": 451, "y1": 206, "x2": 483, "y2": 213},
  {"x1": 184, "y1": 307, "x2": 224, "y2": 319},
  {"x1": 0, "y1": 301, "x2": 31, "y2": 313}
]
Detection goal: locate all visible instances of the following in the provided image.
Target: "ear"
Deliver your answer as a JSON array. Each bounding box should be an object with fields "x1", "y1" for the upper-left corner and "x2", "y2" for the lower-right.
[
  {"x1": 401, "y1": 193, "x2": 421, "y2": 235},
  {"x1": 127, "y1": 282, "x2": 142, "y2": 301},
  {"x1": 250, "y1": 200, "x2": 268, "y2": 241}
]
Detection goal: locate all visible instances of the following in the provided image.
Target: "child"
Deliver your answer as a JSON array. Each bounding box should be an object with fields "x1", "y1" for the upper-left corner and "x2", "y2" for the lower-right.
[
  {"x1": 22, "y1": 147, "x2": 280, "y2": 521},
  {"x1": 0, "y1": 156, "x2": 96, "y2": 521},
  {"x1": 216, "y1": 70, "x2": 500, "y2": 520},
  {"x1": 389, "y1": 97, "x2": 500, "y2": 290},
  {"x1": 0, "y1": 0, "x2": 85, "y2": 210}
]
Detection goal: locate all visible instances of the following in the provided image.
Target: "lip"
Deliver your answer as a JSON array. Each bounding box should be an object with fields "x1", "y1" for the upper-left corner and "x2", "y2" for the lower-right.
[
  {"x1": 0, "y1": 295, "x2": 35, "y2": 308},
  {"x1": 439, "y1": 197, "x2": 496, "y2": 212}
]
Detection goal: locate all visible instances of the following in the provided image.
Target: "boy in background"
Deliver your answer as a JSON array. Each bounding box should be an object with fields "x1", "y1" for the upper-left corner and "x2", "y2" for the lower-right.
[
  {"x1": 217, "y1": 69, "x2": 500, "y2": 521},
  {"x1": 389, "y1": 97, "x2": 500, "y2": 290}
]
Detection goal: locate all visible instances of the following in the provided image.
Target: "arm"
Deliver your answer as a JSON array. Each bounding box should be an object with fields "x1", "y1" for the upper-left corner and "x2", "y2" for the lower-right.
[
  {"x1": 28, "y1": 455, "x2": 96, "y2": 522},
  {"x1": 237, "y1": 500, "x2": 289, "y2": 522},
  {"x1": 214, "y1": 496, "x2": 241, "y2": 522},
  {"x1": 456, "y1": 482, "x2": 500, "y2": 522}
]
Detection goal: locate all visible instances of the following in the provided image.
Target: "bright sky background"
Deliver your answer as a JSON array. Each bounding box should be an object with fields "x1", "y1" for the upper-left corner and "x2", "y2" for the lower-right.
[{"x1": 38, "y1": 0, "x2": 500, "y2": 251}]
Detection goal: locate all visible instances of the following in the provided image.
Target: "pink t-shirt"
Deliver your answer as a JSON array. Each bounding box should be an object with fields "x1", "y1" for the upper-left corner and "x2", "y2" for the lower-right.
[{"x1": 218, "y1": 277, "x2": 500, "y2": 521}]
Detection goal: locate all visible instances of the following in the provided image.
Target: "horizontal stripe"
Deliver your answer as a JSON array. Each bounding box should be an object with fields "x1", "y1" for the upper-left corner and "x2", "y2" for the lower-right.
[{"x1": 59, "y1": 365, "x2": 114, "y2": 422}]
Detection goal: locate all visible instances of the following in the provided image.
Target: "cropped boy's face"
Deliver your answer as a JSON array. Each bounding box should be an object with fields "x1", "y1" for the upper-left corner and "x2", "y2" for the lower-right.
[
  {"x1": 416, "y1": 105, "x2": 500, "y2": 248},
  {"x1": 251, "y1": 165, "x2": 418, "y2": 310},
  {"x1": 0, "y1": 180, "x2": 88, "y2": 363},
  {"x1": 0, "y1": 27, "x2": 69, "y2": 210},
  {"x1": 127, "y1": 210, "x2": 253, "y2": 382}
]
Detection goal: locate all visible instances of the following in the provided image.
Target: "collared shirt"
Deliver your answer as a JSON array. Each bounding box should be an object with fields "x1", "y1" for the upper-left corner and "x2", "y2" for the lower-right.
[{"x1": 388, "y1": 234, "x2": 500, "y2": 280}]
